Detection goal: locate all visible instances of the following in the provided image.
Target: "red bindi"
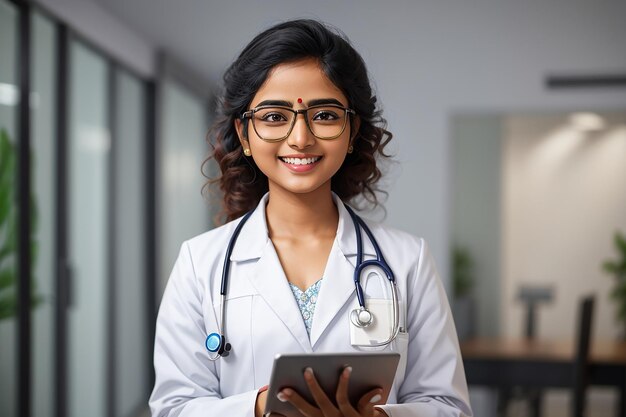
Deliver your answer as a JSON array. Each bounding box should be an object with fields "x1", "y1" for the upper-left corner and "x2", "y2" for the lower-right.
[{"x1": 297, "y1": 98, "x2": 303, "y2": 103}]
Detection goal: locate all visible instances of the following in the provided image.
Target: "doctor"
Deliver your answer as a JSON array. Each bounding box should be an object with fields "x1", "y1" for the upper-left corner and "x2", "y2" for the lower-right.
[{"x1": 150, "y1": 19, "x2": 472, "y2": 417}]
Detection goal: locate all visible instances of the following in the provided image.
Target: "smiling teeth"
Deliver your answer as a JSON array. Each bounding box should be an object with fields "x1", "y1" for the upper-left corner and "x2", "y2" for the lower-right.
[{"x1": 281, "y1": 157, "x2": 321, "y2": 165}]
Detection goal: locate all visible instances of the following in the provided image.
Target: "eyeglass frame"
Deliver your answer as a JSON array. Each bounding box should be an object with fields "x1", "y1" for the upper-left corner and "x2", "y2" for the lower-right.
[{"x1": 241, "y1": 104, "x2": 356, "y2": 142}]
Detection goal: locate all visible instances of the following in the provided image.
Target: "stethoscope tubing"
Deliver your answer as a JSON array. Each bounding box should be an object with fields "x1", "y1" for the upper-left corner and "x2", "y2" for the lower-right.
[
  {"x1": 344, "y1": 205, "x2": 396, "y2": 307},
  {"x1": 208, "y1": 209, "x2": 255, "y2": 360},
  {"x1": 220, "y1": 209, "x2": 255, "y2": 295},
  {"x1": 210, "y1": 203, "x2": 400, "y2": 359},
  {"x1": 344, "y1": 205, "x2": 400, "y2": 347}
]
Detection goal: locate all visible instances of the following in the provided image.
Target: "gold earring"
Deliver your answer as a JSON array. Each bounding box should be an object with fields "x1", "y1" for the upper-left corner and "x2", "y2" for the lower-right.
[
  {"x1": 347, "y1": 145, "x2": 354, "y2": 154},
  {"x1": 243, "y1": 148, "x2": 251, "y2": 157}
]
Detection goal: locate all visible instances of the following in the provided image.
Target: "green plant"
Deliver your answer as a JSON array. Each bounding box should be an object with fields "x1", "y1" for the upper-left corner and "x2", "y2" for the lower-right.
[
  {"x1": 603, "y1": 230, "x2": 626, "y2": 326},
  {"x1": 453, "y1": 246, "x2": 474, "y2": 298},
  {"x1": 0, "y1": 128, "x2": 41, "y2": 320}
]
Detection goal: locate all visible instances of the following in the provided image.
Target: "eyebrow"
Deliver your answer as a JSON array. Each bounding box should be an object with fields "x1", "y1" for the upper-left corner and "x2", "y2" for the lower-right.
[
  {"x1": 253, "y1": 98, "x2": 346, "y2": 108},
  {"x1": 308, "y1": 98, "x2": 345, "y2": 107},
  {"x1": 255, "y1": 99, "x2": 292, "y2": 107}
]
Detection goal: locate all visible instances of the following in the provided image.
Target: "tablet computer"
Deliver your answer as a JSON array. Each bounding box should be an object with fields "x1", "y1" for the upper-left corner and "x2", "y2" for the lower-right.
[{"x1": 264, "y1": 352, "x2": 400, "y2": 417}]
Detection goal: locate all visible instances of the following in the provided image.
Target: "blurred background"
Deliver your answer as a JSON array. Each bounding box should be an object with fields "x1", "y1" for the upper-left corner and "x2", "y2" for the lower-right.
[{"x1": 1, "y1": 0, "x2": 624, "y2": 416}]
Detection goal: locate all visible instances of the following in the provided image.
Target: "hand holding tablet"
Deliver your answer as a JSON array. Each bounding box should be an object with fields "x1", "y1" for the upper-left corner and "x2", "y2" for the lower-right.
[{"x1": 263, "y1": 353, "x2": 400, "y2": 417}]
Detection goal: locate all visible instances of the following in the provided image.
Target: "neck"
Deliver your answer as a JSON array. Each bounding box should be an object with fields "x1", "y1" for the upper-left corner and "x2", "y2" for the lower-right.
[{"x1": 265, "y1": 183, "x2": 339, "y2": 239}]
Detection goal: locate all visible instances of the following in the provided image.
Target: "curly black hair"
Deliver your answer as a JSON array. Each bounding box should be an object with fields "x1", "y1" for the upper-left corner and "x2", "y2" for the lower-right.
[{"x1": 203, "y1": 19, "x2": 392, "y2": 222}]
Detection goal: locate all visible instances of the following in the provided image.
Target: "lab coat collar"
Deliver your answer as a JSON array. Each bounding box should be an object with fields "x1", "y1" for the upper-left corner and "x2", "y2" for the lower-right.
[
  {"x1": 229, "y1": 194, "x2": 271, "y2": 262},
  {"x1": 229, "y1": 192, "x2": 377, "y2": 262}
]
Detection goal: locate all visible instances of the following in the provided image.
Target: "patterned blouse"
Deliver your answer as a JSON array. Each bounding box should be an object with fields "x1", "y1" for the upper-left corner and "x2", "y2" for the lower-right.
[{"x1": 288, "y1": 279, "x2": 323, "y2": 337}]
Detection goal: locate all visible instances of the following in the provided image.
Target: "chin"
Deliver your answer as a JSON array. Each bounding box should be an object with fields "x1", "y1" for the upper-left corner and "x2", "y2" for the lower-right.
[{"x1": 272, "y1": 179, "x2": 332, "y2": 196}]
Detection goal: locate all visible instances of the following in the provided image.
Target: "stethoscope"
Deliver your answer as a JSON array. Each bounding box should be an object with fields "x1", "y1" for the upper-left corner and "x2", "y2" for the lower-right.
[{"x1": 205, "y1": 203, "x2": 400, "y2": 360}]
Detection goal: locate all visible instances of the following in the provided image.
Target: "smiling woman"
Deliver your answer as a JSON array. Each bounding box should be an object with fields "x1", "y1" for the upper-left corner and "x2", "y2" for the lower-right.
[{"x1": 150, "y1": 19, "x2": 472, "y2": 417}]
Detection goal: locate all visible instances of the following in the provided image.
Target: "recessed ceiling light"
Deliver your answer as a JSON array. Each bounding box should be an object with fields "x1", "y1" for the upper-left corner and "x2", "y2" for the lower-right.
[{"x1": 569, "y1": 112, "x2": 606, "y2": 131}]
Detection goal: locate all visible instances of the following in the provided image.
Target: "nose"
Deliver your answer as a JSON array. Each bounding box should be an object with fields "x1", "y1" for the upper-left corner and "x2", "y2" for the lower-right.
[{"x1": 287, "y1": 113, "x2": 315, "y2": 149}]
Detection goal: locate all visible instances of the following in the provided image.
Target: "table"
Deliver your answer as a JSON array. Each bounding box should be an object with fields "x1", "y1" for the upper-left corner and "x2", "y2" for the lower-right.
[{"x1": 461, "y1": 338, "x2": 626, "y2": 416}]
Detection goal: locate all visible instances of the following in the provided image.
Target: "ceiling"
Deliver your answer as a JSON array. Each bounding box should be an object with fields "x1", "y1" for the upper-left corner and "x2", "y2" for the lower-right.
[
  {"x1": 91, "y1": 0, "x2": 626, "y2": 96},
  {"x1": 92, "y1": 0, "x2": 390, "y2": 90}
]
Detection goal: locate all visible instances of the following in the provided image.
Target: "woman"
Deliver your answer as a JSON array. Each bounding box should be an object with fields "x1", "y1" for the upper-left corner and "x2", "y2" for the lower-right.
[{"x1": 150, "y1": 19, "x2": 472, "y2": 417}]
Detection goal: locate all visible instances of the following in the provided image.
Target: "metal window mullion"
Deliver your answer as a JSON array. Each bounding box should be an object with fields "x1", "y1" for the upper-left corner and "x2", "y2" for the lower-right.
[
  {"x1": 145, "y1": 79, "x2": 158, "y2": 394},
  {"x1": 106, "y1": 62, "x2": 118, "y2": 417},
  {"x1": 54, "y1": 22, "x2": 70, "y2": 417},
  {"x1": 16, "y1": 1, "x2": 32, "y2": 416}
]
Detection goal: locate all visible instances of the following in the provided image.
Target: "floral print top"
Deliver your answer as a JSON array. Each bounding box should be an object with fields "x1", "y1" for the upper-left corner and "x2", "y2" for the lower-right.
[{"x1": 288, "y1": 279, "x2": 323, "y2": 337}]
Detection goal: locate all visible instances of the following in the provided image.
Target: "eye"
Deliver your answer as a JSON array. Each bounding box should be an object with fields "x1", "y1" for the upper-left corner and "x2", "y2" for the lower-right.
[
  {"x1": 312, "y1": 109, "x2": 340, "y2": 122},
  {"x1": 257, "y1": 109, "x2": 290, "y2": 123}
]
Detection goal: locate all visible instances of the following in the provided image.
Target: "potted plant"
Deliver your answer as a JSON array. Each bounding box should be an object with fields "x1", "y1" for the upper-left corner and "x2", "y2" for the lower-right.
[
  {"x1": 603, "y1": 230, "x2": 626, "y2": 338},
  {"x1": 452, "y1": 245, "x2": 475, "y2": 341},
  {"x1": 0, "y1": 128, "x2": 41, "y2": 320}
]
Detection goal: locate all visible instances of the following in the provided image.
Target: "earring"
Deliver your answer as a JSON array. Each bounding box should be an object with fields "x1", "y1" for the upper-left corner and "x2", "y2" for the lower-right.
[
  {"x1": 347, "y1": 145, "x2": 354, "y2": 154},
  {"x1": 243, "y1": 148, "x2": 251, "y2": 157}
]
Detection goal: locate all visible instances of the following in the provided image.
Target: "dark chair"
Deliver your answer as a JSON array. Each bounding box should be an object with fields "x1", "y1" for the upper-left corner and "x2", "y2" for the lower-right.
[
  {"x1": 497, "y1": 294, "x2": 595, "y2": 417},
  {"x1": 497, "y1": 286, "x2": 554, "y2": 417}
]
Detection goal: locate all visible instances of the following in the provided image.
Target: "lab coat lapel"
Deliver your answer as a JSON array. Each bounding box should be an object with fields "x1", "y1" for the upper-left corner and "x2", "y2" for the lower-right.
[
  {"x1": 309, "y1": 241, "x2": 355, "y2": 347},
  {"x1": 309, "y1": 198, "x2": 376, "y2": 347},
  {"x1": 247, "y1": 238, "x2": 313, "y2": 353}
]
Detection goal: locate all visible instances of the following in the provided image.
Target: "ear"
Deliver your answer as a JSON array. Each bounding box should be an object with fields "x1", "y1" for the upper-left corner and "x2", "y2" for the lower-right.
[
  {"x1": 234, "y1": 118, "x2": 250, "y2": 150},
  {"x1": 350, "y1": 115, "x2": 361, "y2": 145}
]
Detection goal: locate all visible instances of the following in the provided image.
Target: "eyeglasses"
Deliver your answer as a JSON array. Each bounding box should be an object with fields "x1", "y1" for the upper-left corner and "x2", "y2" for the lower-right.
[{"x1": 241, "y1": 104, "x2": 355, "y2": 142}]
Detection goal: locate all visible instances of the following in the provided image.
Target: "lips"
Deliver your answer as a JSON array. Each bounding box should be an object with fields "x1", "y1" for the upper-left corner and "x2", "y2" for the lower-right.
[{"x1": 278, "y1": 155, "x2": 323, "y2": 172}]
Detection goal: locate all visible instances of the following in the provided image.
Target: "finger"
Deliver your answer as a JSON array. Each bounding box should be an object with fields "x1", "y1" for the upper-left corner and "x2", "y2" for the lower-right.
[
  {"x1": 335, "y1": 366, "x2": 360, "y2": 417},
  {"x1": 277, "y1": 388, "x2": 321, "y2": 417},
  {"x1": 357, "y1": 388, "x2": 384, "y2": 416},
  {"x1": 302, "y1": 367, "x2": 337, "y2": 414}
]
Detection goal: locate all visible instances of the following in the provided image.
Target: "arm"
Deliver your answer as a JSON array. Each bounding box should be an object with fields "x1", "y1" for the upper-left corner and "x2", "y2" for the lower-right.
[
  {"x1": 376, "y1": 239, "x2": 473, "y2": 417},
  {"x1": 149, "y1": 242, "x2": 258, "y2": 417}
]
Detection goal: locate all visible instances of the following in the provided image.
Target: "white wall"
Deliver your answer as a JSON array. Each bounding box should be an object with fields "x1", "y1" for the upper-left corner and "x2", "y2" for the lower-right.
[{"x1": 502, "y1": 113, "x2": 626, "y2": 340}]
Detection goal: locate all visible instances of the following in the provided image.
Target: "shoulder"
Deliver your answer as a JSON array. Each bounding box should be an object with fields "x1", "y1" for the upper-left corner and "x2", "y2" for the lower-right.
[
  {"x1": 356, "y1": 216, "x2": 436, "y2": 287},
  {"x1": 180, "y1": 216, "x2": 243, "y2": 265},
  {"x1": 360, "y1": 217, "x2": 426, "y2": 257}
]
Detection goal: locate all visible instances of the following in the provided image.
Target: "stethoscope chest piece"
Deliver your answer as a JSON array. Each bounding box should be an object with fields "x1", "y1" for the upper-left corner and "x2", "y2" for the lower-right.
[
  {"x1": 350, "y1": 307, "x2": 373, "y2": 327},
  {"x1": 205, "y1": 333, "x2": 231, "y2": 358}
]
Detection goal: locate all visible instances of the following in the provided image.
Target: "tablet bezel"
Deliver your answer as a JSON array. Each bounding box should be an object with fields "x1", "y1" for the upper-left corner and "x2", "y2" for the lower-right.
[{"x1": 264, "y1": 352, "x2": 400, "y2": 417}]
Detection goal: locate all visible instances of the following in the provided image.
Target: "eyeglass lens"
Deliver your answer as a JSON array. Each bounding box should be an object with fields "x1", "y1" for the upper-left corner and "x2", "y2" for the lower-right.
[{"x1": 251, "y1": 106, "x2": 348, "y2": 140}]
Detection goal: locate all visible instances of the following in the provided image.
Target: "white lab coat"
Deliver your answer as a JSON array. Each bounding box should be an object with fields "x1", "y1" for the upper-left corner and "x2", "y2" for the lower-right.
[{"x1": 150, "y1": 194, "x2": 472, "y2": 417}]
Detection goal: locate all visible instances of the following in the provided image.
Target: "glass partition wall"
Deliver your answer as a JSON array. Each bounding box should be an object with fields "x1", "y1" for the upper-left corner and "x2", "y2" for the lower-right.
[
  {"x1": 113, "y1": 69, "x2": 150, "y2": 417},
  {"x1": 1, "y1": 1, "x2": 157, "y2": 415},
  {"x1": 67, "y1": 39, "x2": 110, "y2": 417},
  {"x1": 158, "y1": 80, "x2": 212, "y2": 298},
  {"x1": 31, "y1": 10, "x2": 58, "y2": 417}
]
